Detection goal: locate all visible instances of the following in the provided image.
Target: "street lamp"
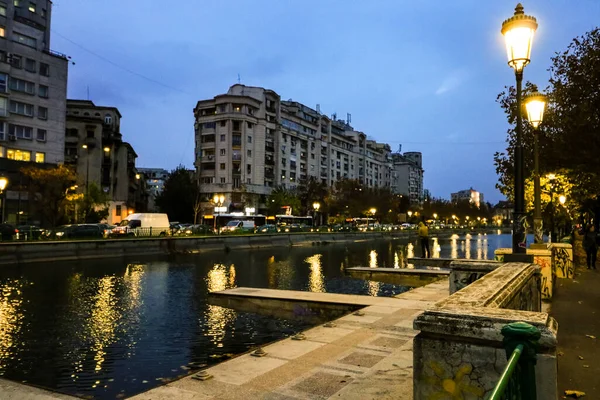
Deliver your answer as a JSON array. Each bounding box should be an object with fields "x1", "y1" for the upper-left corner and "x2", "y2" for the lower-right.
[
  {"x1": 433, "y1": 213, "x2": 438, "y2": 220},
  {"x1": 213, "y1": 194, "x2": 225, "y2": 233},
  {"x1": 559, "y1": 195, "x2": 566, "y2": 205},
  {"x1": 0, "y1": 176, "x2": 8, "y2": 223},
  {"x1": 313, "y1": 202, "x2": 320, "y2": 227},
  {"x1": 369, "y1": 208, "x2": 377, "y2": 228},
  {"x1": 525, "y1": 91, "x2": 547, "y2": 245},
  {"x1": 502, "y1": 3, "x2": 538, "y2": 254},
  {"x1": 81, "y1": 144, "x2": 91, "y2": 194}
]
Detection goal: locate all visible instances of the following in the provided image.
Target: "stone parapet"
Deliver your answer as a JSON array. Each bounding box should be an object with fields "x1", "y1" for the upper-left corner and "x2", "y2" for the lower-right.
[
  {"x1": 550, "y1": 243, "x2": 574, "y2": 279},
  {"x1": 448, "y1": 260, "x2": 501, "y2": 294},
  {"x1": 495, "y1": 247, "x2": 555, "y2": 300},
  {"x1": 413, "y1": 262, "x2": 557, "y2": 400}
]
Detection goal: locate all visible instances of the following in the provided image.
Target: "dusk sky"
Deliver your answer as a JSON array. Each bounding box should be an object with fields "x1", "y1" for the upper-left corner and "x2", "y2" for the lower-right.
[{"x1": 50, "y1": 0, "x2": 599, "y2": 203}]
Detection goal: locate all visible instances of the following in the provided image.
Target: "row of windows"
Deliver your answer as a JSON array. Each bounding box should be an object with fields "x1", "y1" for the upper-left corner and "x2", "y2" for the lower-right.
[
  {"x1": 201, "y1": 120, "x2": 253, "y2": 130},
  {"x1": 0, "y1": 122, "x2": 46, "y2": 141},
  {"x1": 0, "y1": 97, "x2": 47, "y2": 118},
  {"x1": 0, "y1": 73, "x2": 49, "y2": 97},
  {"x1": 0, "y1": 50, "x2": 50, "y2": 77},
  {"x1": 11, "y1": 0, "x2": 47, "y2": 17},
  {"x1": 0, "y1": 145, "x2": 45, "y2": 163}
]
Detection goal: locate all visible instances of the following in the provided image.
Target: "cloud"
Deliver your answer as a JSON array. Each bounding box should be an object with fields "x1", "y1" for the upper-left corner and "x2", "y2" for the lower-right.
[{"x1": 435, "y1": 69, "x2": 468, "y2": 95}]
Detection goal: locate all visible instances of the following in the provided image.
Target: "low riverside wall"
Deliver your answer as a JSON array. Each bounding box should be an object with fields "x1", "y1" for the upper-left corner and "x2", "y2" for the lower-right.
[
  {"x1": 413, "y1": 262, "x2": 558, "y2": 400},
  {"x1": 448, "y1": 260, "x2": 501, "y2": 294},
  {"x1": 0, "y1": 231, "x2": 408, "y2": 266}
]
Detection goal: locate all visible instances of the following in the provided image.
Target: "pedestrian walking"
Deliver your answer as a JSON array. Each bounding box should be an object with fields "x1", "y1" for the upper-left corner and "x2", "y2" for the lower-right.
[
  {"x1": 418, "y1": 218, "x2": 430, "y2": 258},
  {"x1": 583, "y1": 225, "x2": 598, "y2": 270}
]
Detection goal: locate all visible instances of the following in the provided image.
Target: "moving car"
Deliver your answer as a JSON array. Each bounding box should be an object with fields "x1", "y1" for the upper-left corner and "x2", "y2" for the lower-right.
[
  {"x1": 222, "y1": 220, "x2": 255, "y2": 233},
  {"x1": 257, "y1": 224, "x2": 278, "y2": 233},
  {"x1": 49, "y1": 224, "x2": 103, "y2": 240},
  {"x1": 0, "y1": 224, "x2": 18, "y2": 241},
  {"x1": 16, "y1": 225, "x2": 45, "y2": 240},
  {"x1": 112, "y1": 213, "x2": 170, "y2": 237}
]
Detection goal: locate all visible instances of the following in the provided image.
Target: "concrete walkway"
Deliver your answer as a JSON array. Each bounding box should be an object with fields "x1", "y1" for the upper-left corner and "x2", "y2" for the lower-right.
[
  {"x1": 132, "y1": 280, "x2": 448, "y2": 400},
  {"x1": 0, "y1": 379, "x2": 73, "y2": 399},
  {"x1": 552, "y1": 266, "x2": 600, "y2": 398}
]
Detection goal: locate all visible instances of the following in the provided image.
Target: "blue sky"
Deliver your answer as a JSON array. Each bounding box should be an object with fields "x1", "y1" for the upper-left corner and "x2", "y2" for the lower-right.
[{"x1": 50, "y1": 0, "x2": 599, "y2": 203}]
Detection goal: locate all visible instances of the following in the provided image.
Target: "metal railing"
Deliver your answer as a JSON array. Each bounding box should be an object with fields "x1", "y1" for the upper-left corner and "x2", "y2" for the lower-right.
[{"x1": 489, "y1": 322, "x2": 540, "y2": 400}]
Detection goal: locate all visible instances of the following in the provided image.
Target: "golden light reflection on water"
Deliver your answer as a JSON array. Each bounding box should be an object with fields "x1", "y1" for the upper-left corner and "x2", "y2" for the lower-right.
[
  {"x1": 367, "y1": 280, "x2": 380, "y2": 296},
  {"x1": 267, "y1": 256, "x2": 294, "y2": 290},
  {"x1": 206, "y1": 264, "x2": 237, "y2": 346},
  {"x1": 465, "y1": 234, "x2": 471, "y2": 259},
  {"x1": 369, "y1": 250, "x2": 378, "y2": 269},
  {"x1": 0, "y1": 279, "x2": 25, "y2": 368},
  {"x1": 431, "y1": 238, "x2": 441, "y2": 258},
  {"x1": 89, "y1": 276, "x2": 120, "y2": 374},
  {"x1": 447, "y1": 233, "x2": 491, "y2": 260},
  {"x1": 305, "y1": 254, "x2": 325, "y2": 293},
  {"x1": 407, "y1": 243, "x2": 414, "y2": 259},
  {"x1": 394, "y1": 251, "x2": 400, "y2": 268}
]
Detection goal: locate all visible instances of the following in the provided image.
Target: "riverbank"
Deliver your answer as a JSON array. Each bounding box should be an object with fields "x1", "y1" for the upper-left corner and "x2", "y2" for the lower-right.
[{"x1": 0, "y1": 231, "x2": 407, "y2": 266}]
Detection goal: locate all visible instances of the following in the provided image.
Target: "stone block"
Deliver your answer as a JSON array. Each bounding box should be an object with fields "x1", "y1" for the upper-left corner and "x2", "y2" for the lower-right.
[{"x1": 551, "y1": 243, "x2": 574, "y2": 279}]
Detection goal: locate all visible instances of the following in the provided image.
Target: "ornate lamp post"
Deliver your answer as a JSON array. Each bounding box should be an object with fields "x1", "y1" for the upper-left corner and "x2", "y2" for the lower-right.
[
  {"x1": 213, "y1": 194, "x2": 225, "y2": 233},
  {"x1": 369, "y1": 208, "x2": 377, "y2": 228},
  {"x1": 501, "y1": 3, "x2": 538, "y2": 254},
  {"x1": 312, "y1": 202, "x2": 320, "y2": 227},
  {"x1": 0, "y1": 176, "x2": 8, "y2": 223},
  {"x1": 525, "y1": 91, "x2": 547, "y2": 245}
]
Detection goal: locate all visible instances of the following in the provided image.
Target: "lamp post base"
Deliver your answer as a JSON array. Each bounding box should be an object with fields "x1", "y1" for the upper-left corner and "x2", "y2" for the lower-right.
[{"x1": 533, "y1": 217, "x2": 544, "y2": 244}]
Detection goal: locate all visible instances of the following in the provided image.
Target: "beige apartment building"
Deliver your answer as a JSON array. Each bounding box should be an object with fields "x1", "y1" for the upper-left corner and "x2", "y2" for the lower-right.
[
  {"x1": 391, "y1": 151, "x2": 424, "y2": 204},
  {"x1": 66, "y1": 100, "x2": 145, "y2": 225},
  {"x1": 194, "y1": 84, "x2": 422, "y2": 215},
  {"x1": 0, "y1": 0, "x2": 68, "y2": 224}
]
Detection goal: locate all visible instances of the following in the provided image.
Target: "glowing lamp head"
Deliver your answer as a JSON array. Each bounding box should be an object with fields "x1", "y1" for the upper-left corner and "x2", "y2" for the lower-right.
[
  {"x1": 0, "y1": 176, "x2": 7, "y2": 191},
  {"x1": 369, "y1": 208, "x2": 377, "y2": 215},
  {"x1": 313, "y1": 202, "x2": 320, "y2": 211},
  {"x1": 501, "y1": 4, "x2": 538, "y2": 72},
  {"x1": 103, "y1": 147, "x2": 110, "y2": 153},
  {"x1": 525, "y1": 91, "x2": 547, "y2": 130},
  {"x1": 433, "y1": 213, "x2": 438, "y2": 219},
  {"x1": 82, "y1": 144, "x2": 88, "y2": 149},
  {"x1": 408, "y1": 211, "x2": 413, "y2": 217},
  {"x1": 559, "y1": 195, "x2": 566, "y2": 205}
]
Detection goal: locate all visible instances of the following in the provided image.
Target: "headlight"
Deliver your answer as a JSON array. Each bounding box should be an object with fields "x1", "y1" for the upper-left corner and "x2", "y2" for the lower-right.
[{"x1": 56, "y1": 232, "x2": 64, "y2": 237}]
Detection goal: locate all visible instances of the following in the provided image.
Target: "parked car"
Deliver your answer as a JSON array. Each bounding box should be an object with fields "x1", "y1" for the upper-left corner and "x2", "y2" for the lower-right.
[
  {"x1": 111, "y1": 213, "x2": 170, "y2": 237},
  {"x1": 50, "y1": 224, "x2": 103, "y2": 240},
  {"x1": 0, "y1": 223, "x2": 18, "y2": 241},
  {"x1": 94, "y1": 223, "x2": 115, "y2": 238},
  {"x1": 16, "y1": 225, "x2": 44, "y2": 240},
  {"x1": 256, "y1": 224, "x2": 278, "y2": 234},
  {"x1": 178, "y1": 224, "x2": 213, "y2": 236}
]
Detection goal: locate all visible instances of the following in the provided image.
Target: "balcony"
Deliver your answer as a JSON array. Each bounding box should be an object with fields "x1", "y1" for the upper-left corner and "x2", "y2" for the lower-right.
[
  {"x1": 14, "y1": 8, "x2": 47, "y2": 32},
  {"x1": 265, "y1": 158, "x2": 275, "y2": 166},
  {"x1": 265, "y1": 171, "x2": 275, "y2": 179},
  {"x1": 232, "y1": 153, "x2": 242, "y2": 161},
  {"x1": 265, "y1": 145, "x2": 275, "y2": 153}
]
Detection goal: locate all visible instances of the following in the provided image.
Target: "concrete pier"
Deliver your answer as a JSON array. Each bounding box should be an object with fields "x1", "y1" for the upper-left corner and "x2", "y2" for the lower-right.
[
  {"x1": 0, "y1": 379, "x2": 73, "y2": 399},
  {"x1": 133, "y1": 280, "x2": 449, "y2": 399},
  {"x1": 346, "y1": 267, "x2": 449, "y2": 287}
]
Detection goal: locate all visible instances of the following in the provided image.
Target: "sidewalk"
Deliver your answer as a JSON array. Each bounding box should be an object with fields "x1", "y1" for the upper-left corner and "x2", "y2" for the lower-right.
[{"x1": 551, "y1": 265, "x2": 600, "y2": 398}]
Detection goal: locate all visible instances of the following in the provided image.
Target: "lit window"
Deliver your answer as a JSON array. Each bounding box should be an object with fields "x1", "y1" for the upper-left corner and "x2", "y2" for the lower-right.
[
  {"x1": 0, "y1": 145, "x2": 4, "y2": 157},
  {"x1": 7, "y1": 149, "x2": 31, "y2": 161},
  {"x1": 13, "y1": 0, "x2": 19, "y2": 6},
  {"x1": 28, "y1": 2, "x2": 35, "y2": 12},
  {"x1": 35, "y1": 152, "x2": 44, "y2": 163},
  {"x1": 0, "y1": 5, "x2": 6, "y2": 16},
  {"x1": 0, "y1": 27, "x2": 5, "y2": 38}
]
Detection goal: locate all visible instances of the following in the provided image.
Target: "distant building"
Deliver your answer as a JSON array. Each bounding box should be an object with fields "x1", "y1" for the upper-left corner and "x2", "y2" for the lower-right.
[
  {"x1": 193, "y1": 84, "x2": 396, "y2": 215},
  {"x1": 65, "y1": 100, "x2": 145, "y2": 224},
  {"x1": 138, "y1": 167, "x2": 169, "y2": 211},
  {"x1": 451, "y1": 187, "x2": 483, "y2": 208},
  {"x1": 0, "y1": 0, "x2": 69, "y2": 225},
  {"x1": 391, "y1": 152, "x2": 424, "y2": 204},
  {"x1": 494, "y1": 200, "x2": 513, "y2": 222}
]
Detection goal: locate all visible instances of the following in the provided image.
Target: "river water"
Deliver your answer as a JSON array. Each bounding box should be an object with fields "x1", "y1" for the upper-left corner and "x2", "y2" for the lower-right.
[{"x1": 0, "y1": 232, "x2": 514, "y2": 399}]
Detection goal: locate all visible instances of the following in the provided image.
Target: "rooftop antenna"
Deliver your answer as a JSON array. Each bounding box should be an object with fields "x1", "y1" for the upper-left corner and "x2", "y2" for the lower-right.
[
  {"x1": 237, "y1": 74, "x2": 241, "y2": 84},
  {"x1": 316, "y1": 104, "x2": 321, "y2": 114},
  {"x1": 332, "y1": 112, "x2": 337, "y2": 120},
  {"x1": 347, "y1": 113, "x2": 351, "y2": 125},
  {"x1": 398, "y1": 144, "x2": 402, "y2": 153}
]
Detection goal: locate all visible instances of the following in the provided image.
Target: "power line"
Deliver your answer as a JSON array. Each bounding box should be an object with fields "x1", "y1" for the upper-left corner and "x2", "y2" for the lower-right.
[{"x1": 52, "y1": 30, "x2": 193, "y2": 96}]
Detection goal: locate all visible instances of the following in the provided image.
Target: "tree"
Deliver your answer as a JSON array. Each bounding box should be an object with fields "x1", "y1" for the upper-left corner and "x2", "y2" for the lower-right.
[
  {"x1": 266, "y1": 186, "x2": 300, "y2": 215},
  {"x1": 154, "y1": 165, "x2": 197, "y2": 223},
  {"x1": 494, "y1": 28, "x2": 600, "y2": 208},
  {"x1": 78, "y1": 183, "x2": 110, "y2": 223},
  {"x1": 296, "y1": 176, "x2": 328, "y2": 215},
  {"x1": 21, "y1": 165, "x2": 78, "y2": 227}
]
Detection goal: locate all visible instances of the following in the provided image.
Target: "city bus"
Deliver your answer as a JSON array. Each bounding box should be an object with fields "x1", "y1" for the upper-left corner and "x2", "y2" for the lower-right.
[{"x1": 274, "y1": 215, "x2": 314, "y2": 227}]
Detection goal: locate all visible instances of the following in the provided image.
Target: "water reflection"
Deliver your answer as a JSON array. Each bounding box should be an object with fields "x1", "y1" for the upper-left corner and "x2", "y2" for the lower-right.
[
  {"x1": 0, "y1": 279, "x2": 25, "y2": 369},
  {"x1": 205, "y1": 264, "x2": 237, "y2": 347},
  {"x1": 431, "y1": 237, "x2": 441, "y2": 259},
  {"x1": 305, "y1": 255, "x2": 325, "y2": 292},
  {"x1": 267, "y1": 256, "x2": 294, "y2": 290},
  {"x1": 367, "y1": 280, "x2": 381, "y2": 296},
  {"x1": 369, "y1": 250, "x2": 378, "y2": 268}
]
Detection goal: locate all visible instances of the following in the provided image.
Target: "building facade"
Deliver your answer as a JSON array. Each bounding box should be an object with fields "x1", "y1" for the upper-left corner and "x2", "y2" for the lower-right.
[
  {"x1": 194, "y1": 84, "x2": 420, "y2": 215},
  {"x1": 66, "y1": 100, "x2": 144, "y2": 224},
  {"x1": 451, "y1": 187, "x2": 484, "y2": 208},
  {"x1": 390, "y1": 151, "x2": 424, "y2": 204},
  {"x1": 0, "y1": 0, "x2": 68, "y2": 224},
  {"x1": 138, "y1": 167, "x2": 169, "y2": 211}
]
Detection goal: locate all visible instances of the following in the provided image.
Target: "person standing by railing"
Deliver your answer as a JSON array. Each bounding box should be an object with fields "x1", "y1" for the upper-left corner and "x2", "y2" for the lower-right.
[{"x1": 418, "y1": 217, "x2": 430, "y2": 258}]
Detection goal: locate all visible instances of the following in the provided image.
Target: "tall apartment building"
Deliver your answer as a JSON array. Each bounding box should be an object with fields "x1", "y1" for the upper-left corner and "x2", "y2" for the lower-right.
[
  {"x1": 0, "y1": 0, "x2": 68, "y2": 224},
  {"x1": 66, "y1": 100, "x2": 145, "y2": 224},
  {"x1": 194, "y1": 84, "x2": 402, "y2": 215},
  {"x1": 391, "y1": 151, "x2": 424, "y2": 204},
  {"x1": 138, "y1": 167, "x2": 168, "y2": 211},
  {"x1": 451, "y1": 187, "x2": 484, "y2": 208}
]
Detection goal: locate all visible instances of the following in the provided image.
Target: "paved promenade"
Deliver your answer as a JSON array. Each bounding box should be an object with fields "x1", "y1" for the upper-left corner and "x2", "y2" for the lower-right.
[
  {"x1": 0, "y1": 379, "x2": 73, "y2": 399},
  {"x1": 133, "y1": 280, "x2": 448, "y2": 400}
]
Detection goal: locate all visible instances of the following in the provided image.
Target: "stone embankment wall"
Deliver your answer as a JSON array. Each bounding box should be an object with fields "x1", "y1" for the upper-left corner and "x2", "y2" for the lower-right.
[
  {"x1": 413, "y1": 262, "x2": 557, "y2": 400},
  {"x1": 0, "y1": 232, "x2": 408, "y2": 266}
]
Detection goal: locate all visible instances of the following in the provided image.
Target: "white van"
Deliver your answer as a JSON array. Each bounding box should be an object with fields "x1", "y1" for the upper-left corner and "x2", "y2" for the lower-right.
[
  {"x1": 112, "y1": 213, "x2": 170, "y2": 237},
  {"x1": 222, "y1": 220, "x2": 255, "y2": 233}
]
